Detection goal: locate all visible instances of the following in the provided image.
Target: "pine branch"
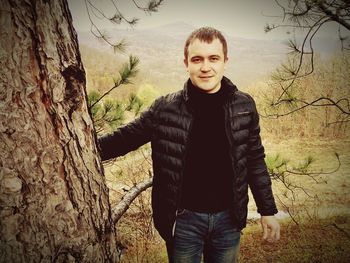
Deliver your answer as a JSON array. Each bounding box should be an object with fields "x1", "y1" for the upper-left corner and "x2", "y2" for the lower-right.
[
  {"x1": 84, "y1": 0, "x2": 164, "y2": 49},
  {"x1": 89, "y1": 55, "x2": 139, "y2": 108},
  {"x1": 132, "y1": 0, "x2": 164, "y2": 12},
  {"x1": 268, "y1": 152, "x2": 341, "y2": 200},
  {"x1": 317, "y1": 1, "x2": 350, "y2": 31}
]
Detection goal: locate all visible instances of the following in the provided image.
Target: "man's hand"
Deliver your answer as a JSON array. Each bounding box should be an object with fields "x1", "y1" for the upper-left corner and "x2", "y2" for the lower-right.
[{"x1": 260, "y1": 215, "x2": 280, "y2": 243}]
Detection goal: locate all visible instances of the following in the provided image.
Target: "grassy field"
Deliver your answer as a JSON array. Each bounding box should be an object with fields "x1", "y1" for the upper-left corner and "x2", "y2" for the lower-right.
[
  {"x1": 240, "y1": 215, "x2": 350, "y2": 263},
  {"x1": 262, "y1": 137, "x2": 350, "y2": 219},
  {"x1": 108, "y1": 137, "x2": 350, "y2": 262},
  {"x1": 245, "y1": 136, "x2": 350, "y2": 263},
  {"x1": 118, "y1": 216, "x2": 350, "y2": 263}
]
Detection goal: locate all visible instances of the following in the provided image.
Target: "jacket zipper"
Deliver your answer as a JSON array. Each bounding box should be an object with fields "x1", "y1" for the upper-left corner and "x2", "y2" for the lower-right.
[
  {"x1": 172, "y1": 210, "x2": 178, "y2": 237},
  {"x1": 173, "y1": 113, "x2": 193, "y2": 226},
  {"x1": 172, "y1": 113, "x2": 194, "y2": 237}
]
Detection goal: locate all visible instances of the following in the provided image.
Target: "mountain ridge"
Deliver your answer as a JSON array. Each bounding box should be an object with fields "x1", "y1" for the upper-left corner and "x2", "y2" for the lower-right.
[{"x1": 77, "y1": 22, "x2": 339, "y2": 93}]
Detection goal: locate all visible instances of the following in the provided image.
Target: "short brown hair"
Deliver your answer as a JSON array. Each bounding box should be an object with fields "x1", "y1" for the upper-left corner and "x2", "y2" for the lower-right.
[{"x1": 184, "y1": 27, "x2": 228, "y2": 60}]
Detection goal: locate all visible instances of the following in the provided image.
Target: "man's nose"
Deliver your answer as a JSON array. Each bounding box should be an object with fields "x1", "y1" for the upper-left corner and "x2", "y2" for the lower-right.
[{"x1": 200, "y1": 60, "x2": 210, "y2": 72}]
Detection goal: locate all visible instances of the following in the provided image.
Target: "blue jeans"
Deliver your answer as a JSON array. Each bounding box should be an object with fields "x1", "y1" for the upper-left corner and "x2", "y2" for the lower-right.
[{"x1": 166, "y1": 209, "x2": 241, "y2": 263}]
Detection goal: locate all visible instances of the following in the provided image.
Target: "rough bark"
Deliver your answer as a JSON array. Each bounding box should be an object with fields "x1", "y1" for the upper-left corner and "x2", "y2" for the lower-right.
[{"x1": 0, "y1": 0, "x2": 118, "y2": 262}]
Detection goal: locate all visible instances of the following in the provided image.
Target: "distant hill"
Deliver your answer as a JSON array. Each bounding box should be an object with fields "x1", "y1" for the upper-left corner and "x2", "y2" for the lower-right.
[{"x1": 77, "y1": 22, "x2": 339, "y2": 95}]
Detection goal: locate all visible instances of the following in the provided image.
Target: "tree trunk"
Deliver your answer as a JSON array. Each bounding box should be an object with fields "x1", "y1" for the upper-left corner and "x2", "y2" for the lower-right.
[{"x1": 0, "y1": 0, "x2": 118, "y2": 262}]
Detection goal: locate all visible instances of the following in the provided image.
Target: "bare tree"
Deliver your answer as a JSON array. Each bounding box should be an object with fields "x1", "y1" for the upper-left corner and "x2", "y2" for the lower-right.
[
  {"x1": 264, "y1": 0, "x2": 350, "y2": 121},
  {"x1": 0, "y1": 0, "x2": 161, "y2": 261}
]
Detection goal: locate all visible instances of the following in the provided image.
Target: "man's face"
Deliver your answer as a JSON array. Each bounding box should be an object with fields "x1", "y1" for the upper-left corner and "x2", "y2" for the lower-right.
[{"x1": 184, "y1": 38, "x2": 228, "y2": 93}]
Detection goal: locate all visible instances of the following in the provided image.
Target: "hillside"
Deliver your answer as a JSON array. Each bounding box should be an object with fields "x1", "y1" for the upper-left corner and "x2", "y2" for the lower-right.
[{"x1": 77, "y1": 22, "x2": 289, "y2": 95}]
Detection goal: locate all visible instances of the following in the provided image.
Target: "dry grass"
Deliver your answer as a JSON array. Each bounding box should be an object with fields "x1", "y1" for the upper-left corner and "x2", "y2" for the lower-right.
[
  {"x1": 263, "y1": 137, "x2": 350, "y2": 217},
  {"x1": 108, "y1": 137, "x2": 350, "y2": 262},
  {"x1": 117, "y1": 215, "x2": 350, "y2": 263},
  {"x1": 243, "y1": 137, "x2": 350, "y2": 262},
  {"x1": 239, "y1": 215, "x2": 350, "y2": 263}
]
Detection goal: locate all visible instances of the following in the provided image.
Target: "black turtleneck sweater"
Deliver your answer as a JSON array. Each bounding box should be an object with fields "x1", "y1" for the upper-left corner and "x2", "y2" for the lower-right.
[{"x1": 180, "y1": 80, "x2": 234, "y2": 213}]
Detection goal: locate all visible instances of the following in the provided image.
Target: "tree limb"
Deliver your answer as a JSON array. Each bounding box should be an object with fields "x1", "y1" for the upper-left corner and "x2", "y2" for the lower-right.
[
  {"x1": 273, "y1": 17, "x2": 329, "y2": 104},
  {"x1": 329, "y1": 223, "x2": 350, "y2": 240},
  {"x1": 265, "y1": 0, "x2": 350, "y2": 115},
  {"x1": 261, "y1": 96, "x2": 350, "y2": 118},
  {"x1": 317, "y1": 1, "x2": 350, "y2": 31},
  {"x1": 112, "y1": 177, "x2": 153, "y2": 224}
]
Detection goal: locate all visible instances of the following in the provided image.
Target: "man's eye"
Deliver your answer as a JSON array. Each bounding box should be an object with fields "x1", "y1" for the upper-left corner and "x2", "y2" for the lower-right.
[
  {"x1": 192, "y1": 58, "x2": 201, "y2": 63},
  {"x1": 210, "y1": 57, "x2": 219, "y2": 61}
]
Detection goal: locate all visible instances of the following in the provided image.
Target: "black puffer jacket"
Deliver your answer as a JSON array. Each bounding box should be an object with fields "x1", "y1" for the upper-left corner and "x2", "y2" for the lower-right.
[{"x1": 98, "y1": 77, "x2": 278, "y2": 241}]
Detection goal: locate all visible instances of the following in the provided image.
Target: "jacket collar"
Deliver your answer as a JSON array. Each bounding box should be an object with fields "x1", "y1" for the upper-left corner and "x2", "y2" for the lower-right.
[{"x1": 182, "y1": 76, "x2": 238, "y2": 103}]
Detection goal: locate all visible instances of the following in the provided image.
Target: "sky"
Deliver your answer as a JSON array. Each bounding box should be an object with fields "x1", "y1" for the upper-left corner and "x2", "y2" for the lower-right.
[{"x1": 68, "y1": 0, "x2": 343, "y2": 40}]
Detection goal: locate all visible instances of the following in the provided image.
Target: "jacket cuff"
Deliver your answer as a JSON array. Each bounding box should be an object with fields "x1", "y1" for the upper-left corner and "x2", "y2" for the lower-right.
[{"x1": 259, "y1": 209, "x2": 278, "y2": 216}]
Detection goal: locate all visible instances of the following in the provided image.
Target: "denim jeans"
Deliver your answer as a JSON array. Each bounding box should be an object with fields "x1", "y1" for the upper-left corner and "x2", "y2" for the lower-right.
[{"x1": 166, "y1": 209, "x2": 241, "y2": 263}]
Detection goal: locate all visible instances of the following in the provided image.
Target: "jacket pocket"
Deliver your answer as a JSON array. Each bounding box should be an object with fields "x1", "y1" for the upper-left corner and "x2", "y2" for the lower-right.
[
  {"x1": 233, "y1": 111, "x2": 251, "y2": 117},
  {"x1": 232, "y1": 111, "x2": 252, "y2": 131}
]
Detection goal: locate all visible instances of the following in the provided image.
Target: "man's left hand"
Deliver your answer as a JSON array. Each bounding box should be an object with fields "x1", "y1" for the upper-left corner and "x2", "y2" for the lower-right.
[{"x1": 260, "y1": 215, "x2": 280, "y2": 243}]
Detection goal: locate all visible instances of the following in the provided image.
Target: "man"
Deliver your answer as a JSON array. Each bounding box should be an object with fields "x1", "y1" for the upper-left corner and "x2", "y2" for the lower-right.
[{"x1": 98, "y1": 27, "x2": 280, "y2": 262}]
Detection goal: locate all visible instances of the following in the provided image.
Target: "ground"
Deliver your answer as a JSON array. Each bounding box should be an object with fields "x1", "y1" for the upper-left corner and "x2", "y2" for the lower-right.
[{"x1": 109, "y1": 137, "x2": 350, "y2": 262}]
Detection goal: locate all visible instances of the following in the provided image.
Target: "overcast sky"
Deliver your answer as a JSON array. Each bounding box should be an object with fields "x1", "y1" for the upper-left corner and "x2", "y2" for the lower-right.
[{"x1": 68, "y1": 0, "x2": 342, "y2": 40}]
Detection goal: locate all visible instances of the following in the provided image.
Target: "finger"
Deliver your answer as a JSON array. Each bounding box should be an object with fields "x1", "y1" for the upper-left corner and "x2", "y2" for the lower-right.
[
  {"x1": 262, "y1": 223, "x2": 268, "y2": 240},
  {"x1": 269, "y1": 226, "x2": 276, "y2": 242},
  {"x1": 269, "y1": 225, "x2": 280, "y2": 242},
  {"x1": 275, "y1": 225, "x2": 281, "y2": 241}
]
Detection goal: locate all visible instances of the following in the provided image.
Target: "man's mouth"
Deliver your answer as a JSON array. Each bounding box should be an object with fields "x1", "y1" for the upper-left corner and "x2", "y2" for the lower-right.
[{"x1": 199, "y1": 76, "x2": 213, "y2": 80}]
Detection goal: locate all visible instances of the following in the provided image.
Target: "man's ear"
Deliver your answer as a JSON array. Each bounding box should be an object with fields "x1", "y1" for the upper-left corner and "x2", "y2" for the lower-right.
[{"x1": 224, "y1": 57, "x2": 229, "y2": 69}]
